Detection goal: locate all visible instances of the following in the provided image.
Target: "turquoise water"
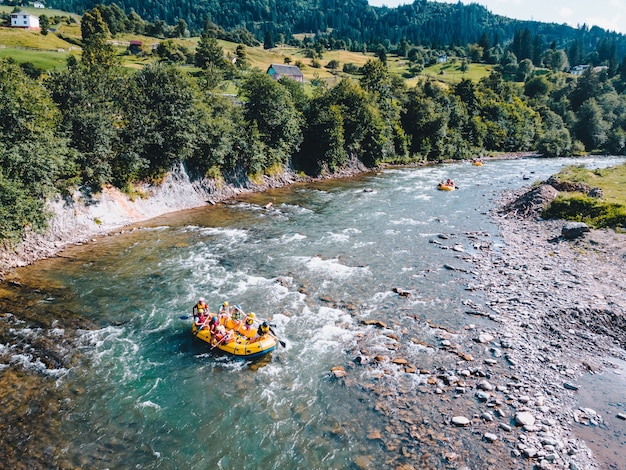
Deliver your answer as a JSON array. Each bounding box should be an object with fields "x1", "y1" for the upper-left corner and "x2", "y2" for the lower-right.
[{"x1": 13, "y1": 156, "x2": 625, "y2": 468}]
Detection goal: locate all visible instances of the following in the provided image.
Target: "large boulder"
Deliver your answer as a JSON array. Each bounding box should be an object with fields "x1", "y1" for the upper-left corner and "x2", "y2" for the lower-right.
[
  {"x1": 588, "y1": 187, "x2": 603, "y2": 198},
  {"x1": 562, "y1": 222, "x2": 590, "y2": 239}
]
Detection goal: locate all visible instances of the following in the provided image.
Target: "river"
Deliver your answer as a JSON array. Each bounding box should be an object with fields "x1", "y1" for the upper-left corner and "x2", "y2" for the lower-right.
[{"x1": 4, "y1": 155, "x2": 625, "y2": 469}]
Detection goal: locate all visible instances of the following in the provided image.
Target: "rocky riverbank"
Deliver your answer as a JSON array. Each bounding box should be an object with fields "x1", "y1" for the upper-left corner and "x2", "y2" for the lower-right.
[
  {"x1": 336, "y1": 183, "x2": 625, "y2": 469},
  {"x1": 466, "y1": 186, "x2": 625, "y2": 468}
]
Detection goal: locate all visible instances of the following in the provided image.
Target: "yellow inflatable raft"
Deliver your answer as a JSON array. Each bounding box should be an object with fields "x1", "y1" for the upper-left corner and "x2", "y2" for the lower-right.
[
  {"x1": 437, "y1": 183, "x2": 456, "y2": 191},
  {"x1": 472, "y1": 160, "x2": 484, "y2": 166},
  {"x1": 192, "y1": 323, "x2": 276, "y2": 359}
]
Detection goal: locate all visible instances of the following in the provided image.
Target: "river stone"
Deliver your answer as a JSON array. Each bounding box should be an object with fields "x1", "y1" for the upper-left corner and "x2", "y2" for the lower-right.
[
  {"x1": 588, "y1": 187, "x2": 603, "y2": 198},
  {"x1": 523, "y1": 447, "x2": 538, "y2": 458},
  {"x1": 477, "y1": 380, "x2": 493, "y2": 391},
  {"x1": 484, "y1": 433, "x2": 498, "y2": 442},
  {"x1": 452, "y1": 416, "x2": 470, "y2": 426},
  {"x1": 476, "y1": 333, "x2": 495, "y2": 343},
  {"x1": 561, "y1": 222, "x2": 590, "y2": 240},
  {"x1": 515, "y1": 411, "x2": 536, "y2": 427}
]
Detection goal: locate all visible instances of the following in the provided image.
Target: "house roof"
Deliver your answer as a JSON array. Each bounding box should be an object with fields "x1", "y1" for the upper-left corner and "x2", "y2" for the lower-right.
[{"x1": 267, "y1": 63, "x2": 303, "y2": 77}]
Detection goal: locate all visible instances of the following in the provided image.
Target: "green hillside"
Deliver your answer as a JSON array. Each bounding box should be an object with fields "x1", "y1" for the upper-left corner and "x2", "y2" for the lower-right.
[{"x1": 0, "y1": 24, "x2": 495, "y2": 87}]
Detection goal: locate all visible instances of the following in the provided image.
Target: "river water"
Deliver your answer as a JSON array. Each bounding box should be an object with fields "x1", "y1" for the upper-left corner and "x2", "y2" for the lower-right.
[{"x1": 7, "y1": 156, "x2": 625, "y2": 468}]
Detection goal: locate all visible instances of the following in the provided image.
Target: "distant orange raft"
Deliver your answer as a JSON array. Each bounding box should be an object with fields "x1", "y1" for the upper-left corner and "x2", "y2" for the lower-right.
[
  {"x1": 192, "y1": 322, "x2": 276, "y2": 359},
  {"x1": 437, "y1": 182, "x2": 456, "y2": 191}
]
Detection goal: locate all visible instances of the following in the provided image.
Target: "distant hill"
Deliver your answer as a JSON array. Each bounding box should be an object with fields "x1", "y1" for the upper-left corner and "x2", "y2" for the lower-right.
[{"x1": 46, "y1": 0, "x2": 626, "y2": 60}]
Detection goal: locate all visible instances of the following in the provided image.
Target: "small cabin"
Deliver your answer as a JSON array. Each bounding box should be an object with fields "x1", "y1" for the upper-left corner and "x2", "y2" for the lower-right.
[
  {"x1": 437, "y1": 53, "x2": 448, "y2": 63},
  {"x1": 128, "y1": 40, "x2": 143, "y2": 55},
  {"x1": 266, "y1": 64, "x2": 304, "y2": 83},
  {"x1": 33, "y1": 1, "x2": 45, "y2": 8},
  {"x1": 10, "y1": 11, "x2": 40, "y2": 29},
  {"x1": 569, "y1": 65, "x2": 589, "y2": 76}
]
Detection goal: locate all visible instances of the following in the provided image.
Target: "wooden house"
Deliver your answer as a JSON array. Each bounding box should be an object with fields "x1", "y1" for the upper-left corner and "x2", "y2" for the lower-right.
[{"x1": 266, "y1": 64, "x2": 304, "y2": 83}]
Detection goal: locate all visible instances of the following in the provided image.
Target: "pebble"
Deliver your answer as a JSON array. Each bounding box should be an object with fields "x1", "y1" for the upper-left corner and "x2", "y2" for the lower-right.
[
  {"x1": 563, "y1": 382, "x2": 579, "y2": 391},
  {"x1": 523, "y1": 447, "x2": 538, "y2": 458},
  {"x1": 541, "y1": 437, "x2": 559, "y2": 447},
  {"x1": 452, "y1": 416, "x2": 470, "y2": 427},
  {"x1": 476, "y1": 333, "x2": 495, "y2": 344},
  {"x1": 477, "y1": 380, "x2": 493, "y2": 391},
  {"x1": 500, "y1": 423, "x2": 512, "y2": 432},
  {"x1": 617, "y1": 413, "x2": 626, "y2": 420},
  {"x1": 484, "y1": 432, "x2": 498, "y2": 442},
  {"x1": 515, "y1": 411, "x2": 536, "y2": 427}
]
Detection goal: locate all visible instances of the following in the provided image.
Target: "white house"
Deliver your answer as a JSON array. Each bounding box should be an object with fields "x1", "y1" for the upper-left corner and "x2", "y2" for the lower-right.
[
  {"x1": 10, "y1": 11, "x2": 40, "y2": 29},
  {"x1": 33, "y1": 1, "x2": 45, "y2": 8},
  {"x1": 569, "y1": 64, "x2": 589, "y2": 76}
]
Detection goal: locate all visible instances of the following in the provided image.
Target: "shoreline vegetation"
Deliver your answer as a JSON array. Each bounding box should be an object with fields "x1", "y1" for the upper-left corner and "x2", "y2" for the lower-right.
[{"x1": 3, "y1": 151, "x2": 626, "y2": 279}]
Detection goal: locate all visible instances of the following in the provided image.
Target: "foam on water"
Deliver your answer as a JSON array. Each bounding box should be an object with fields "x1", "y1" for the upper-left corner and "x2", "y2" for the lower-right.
[
  {"x1": 278, "y1": 203, "x2": 314, "y2": 215},
  {"x1": 137, "y1": 400, "x2": 162, "y2": 410},
  {"x1": 10, "y1": 353, "x2": 67, "y2": 377},
  {"x1": 296, "y1": 255, "x2": 370, "y2": 279},
  {"x1": 390, "y1": 217, "x2": 428, "y2": 226},
  {"x1": 322, "y1": 231, "x2": 351, "y2": 243},
  {"x1": 280, "y1": 233, "x2": 307, "y2": 243}
]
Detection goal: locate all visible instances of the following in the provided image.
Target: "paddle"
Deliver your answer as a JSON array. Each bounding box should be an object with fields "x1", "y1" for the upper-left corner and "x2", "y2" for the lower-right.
[
  {"x1": 193, "y1": 315, "x2": 211, "y2": 336},
  {"x1": 268, "y1": 326, "x2": 286, "y2": 347},
  {"x1": 209, "y1": 334, "x2": 228, "y2": 351}
]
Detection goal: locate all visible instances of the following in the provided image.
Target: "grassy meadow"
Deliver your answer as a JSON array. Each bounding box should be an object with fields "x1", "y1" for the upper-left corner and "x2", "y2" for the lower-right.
[
  {"x1": 0, "y1": 11, "x2": 495, "y2": 87},
  {"x1": 544, "y1": 164, "x2": 626, "y2": 229}
]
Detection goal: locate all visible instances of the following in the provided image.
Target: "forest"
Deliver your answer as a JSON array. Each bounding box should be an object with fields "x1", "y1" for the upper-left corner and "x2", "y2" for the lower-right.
[
  {"x1": 42, "y1": 0, "x2": 626, "y2": 60},
  {"x1": 2, "y1": 3, "x2": 626, "y2": 243}
]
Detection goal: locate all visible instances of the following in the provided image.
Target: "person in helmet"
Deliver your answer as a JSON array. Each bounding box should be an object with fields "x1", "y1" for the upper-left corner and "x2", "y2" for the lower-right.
[
  {"x1": 192, "y1": 297, "x2": 208, "y2": 320},
  {"x1": 250, "y1": 321, "x2": 270, "y2": 343},
  {"x1": 238, "y1": 312, "x2": 256, "y2": 339},
  {"x1": 232, "y1": 305, "x2": 244, "y2": 320},
  {"x1": 218, "y1": 301, "x2": 230, "y2": 316},
  {"x1": 208, "y1": 316, "x2": 220, "y2": 335},
  {"x1": 195, "y1": 310, "x2": 209, "y2": 329},
  {"x1": 223, "y1": 305, "x2": 243, "y2": 330},
  {"x1": 212, "y1": 323, "x2": 234, "y2": 346}
]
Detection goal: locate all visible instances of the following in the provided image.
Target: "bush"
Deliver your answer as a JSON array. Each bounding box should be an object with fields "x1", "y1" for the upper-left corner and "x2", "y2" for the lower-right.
[{"x1": 543, "y1": 194, "x2": 626, "y2": 229}]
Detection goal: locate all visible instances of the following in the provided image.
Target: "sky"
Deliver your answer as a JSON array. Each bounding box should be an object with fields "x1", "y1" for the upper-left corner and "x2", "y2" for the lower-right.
[{"x1": 367, "y1": 0, "x2": 626, "y2": 34}]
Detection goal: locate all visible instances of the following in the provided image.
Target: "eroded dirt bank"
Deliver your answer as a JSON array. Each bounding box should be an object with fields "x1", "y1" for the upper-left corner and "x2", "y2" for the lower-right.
[{"x1": 0, "y1": 165, "x2": 318, "y2": 278}]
